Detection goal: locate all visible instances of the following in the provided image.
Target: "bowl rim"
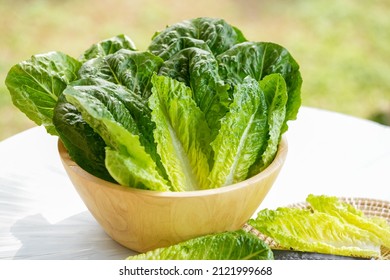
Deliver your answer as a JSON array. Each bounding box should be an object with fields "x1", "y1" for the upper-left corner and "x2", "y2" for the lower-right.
[{"x1": 58, "y1": 136, "x2": 288, "y2": 198}]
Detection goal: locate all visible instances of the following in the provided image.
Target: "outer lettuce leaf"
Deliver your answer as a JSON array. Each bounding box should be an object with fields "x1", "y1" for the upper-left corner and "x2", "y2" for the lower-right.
[
  {"x1": 149, "y1": 17, "x2": 247, "y2": 60},
  {"x1": 158, "y1": 47, "x2": 230, "y2": 140},
  {"x1": 248, "y1": 195, "x2": 390, "y2": 258},
  {"x1": 53, "y1": 94, "x2": 114, "y2": 182},
  {"x1": 103, "y1": 124, "x2": 170, "y2": 191},
  {"x1": 149, "y1": 74, "x2": 211, "y2": 191},
  {"x1": 78, "y1": 49, "x2": 164, "y2": 98},
  {"x1": 54, "y1": 72, "x2": 162, "y2": 183},
  {"x1": 217, "y1": 42, "x2": 302, "y2": 132},
  {"x1": 63, "y1": 82, "x2": 170, "y2": 191},
  {"x1": 208, "y1": 77, "x2": 268, "y2": 188},
  {"x1": 307, "y1": 195, "x2": 390, "y2": 249},
  {"x1": 79, "y1": 34, "x2": 136, "y2": 62},
  {"x1": 5, "y1": 51, "x2": 81, "y2": 135},
  {"x1": 68, "y1": 78, "x2": 159, "y2": 163},
  {"x1": 127, "y1": 230, "x2": 273, "y2": 260},
  {"x1": 248, "y1": 74, "x2": 288, "y2": 177}
]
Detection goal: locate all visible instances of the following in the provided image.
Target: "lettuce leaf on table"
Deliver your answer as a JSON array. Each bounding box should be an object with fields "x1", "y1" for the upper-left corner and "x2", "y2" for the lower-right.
[
  {"x1": 127, "y1": 230, "x2": 273, "y2": 260},
  {"x1": 248, "y1": 195, "x2": 390, "y2": 258},
  {"x1": 307, "y1": 194, "x2": 390, "y2": 249}
]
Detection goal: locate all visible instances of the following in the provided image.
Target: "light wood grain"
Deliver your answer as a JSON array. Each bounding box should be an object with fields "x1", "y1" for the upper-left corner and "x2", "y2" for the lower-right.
[{"x1": 58, "y1": 138, "x2": 288, "y2": 252}]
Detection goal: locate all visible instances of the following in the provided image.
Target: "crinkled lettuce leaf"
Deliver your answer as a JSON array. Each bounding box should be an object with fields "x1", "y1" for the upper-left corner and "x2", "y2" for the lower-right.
[
  {"x1": 248, "y1": 73, "x2": 288, "y2": 177},
  {"x1": 248, "y1": 195, "x2": 390, "y2": 258},
  {"x1": 127, "y1": 230, "x2": 273, "y2": 260},
  {"x1": 53, "y1": 94, "x2": 114, "y2": 182},
  {"x1": 5, "y1": 51, "x2": 81, "y2": 135},
  {"x1": 149, "y1": 17, "x2": 247, "y2": 60},
  {"x1": 158, "y1": 47, "x2": 230, "y2": 140},
  {"x1": 307, "y1": 194, "x2": 390, "y2": 249},
  {"x1": 78, "y1": 49, "x2": 164, "y2": 98},
  {"x1": 79, "y1": 34, "x2": 136, "y2": 62},
  {"x1": 149, "y1": 74, "x2": 211, "y2": 191},
  {"x1": 208, "y1": 76, "x2": 268, "y2": 188},
  {"x1": 63, "y1": 81, "x2": 170, "y2": 191},
  {"x1": 217, "y1": 41, "x2": 302, "y2": 132}
]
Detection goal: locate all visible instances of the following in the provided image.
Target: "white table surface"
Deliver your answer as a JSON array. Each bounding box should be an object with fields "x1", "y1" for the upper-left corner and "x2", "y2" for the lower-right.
[{"x1": 1, "y1": 106, "x2": 390, "y2": 260}]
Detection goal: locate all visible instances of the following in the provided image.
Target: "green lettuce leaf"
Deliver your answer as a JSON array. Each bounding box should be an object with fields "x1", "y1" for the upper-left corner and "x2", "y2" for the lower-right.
[
  {"x1": 148, "y1": 17, "x2": 247, "y2": 60},
  {"x1": 217, "y1": 42, "x2": 302, "y2": 132},
  {"x1": 149, "y1": 74, "x2": 211, "y2": 191},
  {"x1": 53, "y1": 94, "x2": 114, "y2": 182},
  {"x1": 68, "y1": 78, "x2": 159, "y2": 162},
  {"x1": 79, "y1": 34, "x2": 136, "y2": 62},
  {"x1": 208, "y1": 76, "x2": 268, "y2": 188},
  {"x1": 307, "y1": 195, "x2": 390, "y2": 249},
  {"x1": 248, "y1": 195, "x2": 390, "y2": 258},
  {"x1": 158, "y1": 47, "x2": 230, "y2": 140},
  {"x1": 103, "y1": 125, "x2": 170, "y2": 192},
  {"x1": 5, "y1": 51, "x2": 81, "y2": 135},
  {"x1": 78, "y1": 49, "x2": 164, "y2": 98},
  {"x1": 127, "y1": 230, "x2": 273, "y2": 260},
  {"x1": 248, "y1": 74, "x2": 288, "y2": 176},
  {"x1": 63, "y1": 81, "x2": 170, "y2": 191}
]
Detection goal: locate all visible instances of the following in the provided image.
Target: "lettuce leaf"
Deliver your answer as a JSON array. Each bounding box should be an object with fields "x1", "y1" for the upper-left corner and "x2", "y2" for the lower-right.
[
  {"x1": 149, "y1": 74, "x2": 211, "y2": 191},
  {"x1": 307, "y1": 195, "x2": 390, "y2": 249},
  {"x1": 5, "y1": 51, "x2": 81, "y2": 135},
  {"x1": 248, "y1": 74, "x2": 288, "y2": 176},
  {"x1": 53, "y1": 94, "x2": 114, "y2": 182},
  {"x1": 78, "y1": 49, "x2": 164, "y2": 98},
  {"x1": 208, "y1": 76, "x2": 268, "y2": 188},
  {"x1": 127, "y1": 230, "x2": 273, "y2": 260},
  {"x1": 63, "y1": 81, "x2": 170, "y2": 191},
  {"x1": 248, "y1": 195, "x2": 390, "y2": 258},
  {"x1": 148, "y1": 17, "x2": 247, "y2": 60},
  {"x1": 158, "y1": 47, "x2": 230, "y2": 141},
  {"x1": 217, "y1": 42, "x2": 302, "y2": 132},
  {"x1": 79, "y1": 34, "x2": 136, "y2": 62}
]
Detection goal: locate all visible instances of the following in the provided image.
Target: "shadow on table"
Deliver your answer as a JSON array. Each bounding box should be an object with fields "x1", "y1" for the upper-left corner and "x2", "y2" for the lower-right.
[{"x1": 10, "y1": 212, "x2": 136, "y2": 260}]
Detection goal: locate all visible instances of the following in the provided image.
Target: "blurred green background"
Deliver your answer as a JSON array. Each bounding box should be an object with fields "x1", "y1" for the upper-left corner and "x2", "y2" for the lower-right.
[{"x1": 1, "y1": 0, "x2": 390, "y2": 140}]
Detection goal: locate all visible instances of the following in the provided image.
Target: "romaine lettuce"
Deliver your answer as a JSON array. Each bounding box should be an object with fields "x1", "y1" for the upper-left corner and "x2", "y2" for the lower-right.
[
  {"x1": 208, "y1": 76, "x2": 268, "y2": 188},
  {"x1": 53, "y1": 94, "x2": 114, "y2": 182},
  {"x1": 63, "y1": 80, "x2": 170, "y2": 191},
  {"x1": 158, "y1": 47, "x2": 230, "y2": 140},
  {"x1": 217, "y1": 41, "x2": 302, "y2": 132},
  {"x1": 78, "y1": 49, "x2": 164, "y2": 98},
  {"x1": 148, "y1": 17, "x2": 247, "y2": 60},
  {"x1": 149, "y1": 74, "x2": 211, "y2": 191},
  {"x1": 5, "y1": 51, "x2": 81, "y2": 135},
  {"x1": 5, "y1": 17, "x2": 302, "y2": 191},
  {"x1": 248, "y1": 195, "x2": 390, "y2": 258},
  {"x1": 127, "y1": 230, "x2": 273, "y2": 260},
  {"x1": 248, "y1": 74, "x2": 288, "y2": 176},
  {"x1": 79, "y1": 34, "x2": 136, "y2": 62},
  {"x1": 307, "y1": 194, "x2": 390, "y2": 248}
]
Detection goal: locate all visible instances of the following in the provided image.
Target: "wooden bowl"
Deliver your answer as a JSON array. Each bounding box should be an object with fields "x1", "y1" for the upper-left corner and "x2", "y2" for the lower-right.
[{"x1": 58, "y1": 137, "x2": 288, "y2": 253}]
